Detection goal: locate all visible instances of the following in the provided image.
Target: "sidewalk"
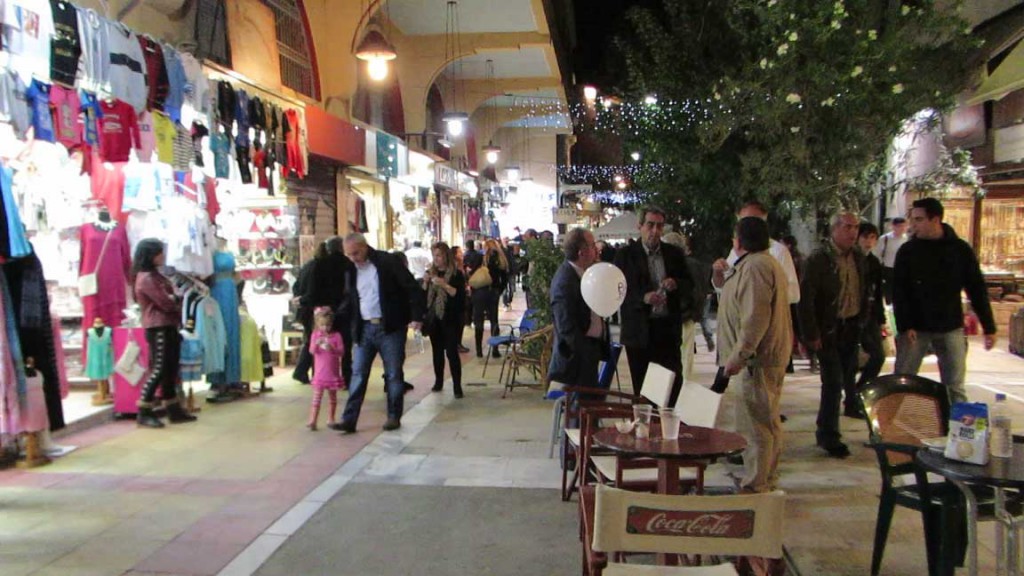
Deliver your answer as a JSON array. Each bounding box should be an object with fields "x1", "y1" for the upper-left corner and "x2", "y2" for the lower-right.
[{"x1": 1, "y1": 294, "x2": 1022, "y2": 575}]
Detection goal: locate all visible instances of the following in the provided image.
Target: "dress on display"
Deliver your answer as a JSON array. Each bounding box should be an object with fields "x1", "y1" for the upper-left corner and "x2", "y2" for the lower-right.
[
  {"x1": 196, "y1": 297, "x2": 226, "y2": 375},
  {"x1": 79, "y1": 222, "x2": 131, "y2": 359},
  {"x1": 207, "y1": 251, "x2": 240, "y2": 385},
  {"x1": 179, "y1": 329, "x2": 203, "y2": 382},
  {"x1": 84, "y1": 327, "x2": 113, "y2": 380},
  {"x1": 239, "y1": 310, "x2": 263, "y2": 383}
]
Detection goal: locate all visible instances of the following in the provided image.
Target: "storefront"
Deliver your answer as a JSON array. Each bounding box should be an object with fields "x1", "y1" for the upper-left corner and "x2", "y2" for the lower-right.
[
  {"x1": 390, "y1": 150, "x2": 438, "y2": 250},
  {"x1": 0, "y1": 8, "x2": 314, "y2": 435}
]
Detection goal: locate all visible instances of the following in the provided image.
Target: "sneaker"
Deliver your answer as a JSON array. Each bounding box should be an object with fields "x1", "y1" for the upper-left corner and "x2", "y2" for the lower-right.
[{"x1": 382, "y1": 418, "x2": 401, "y2": 431}]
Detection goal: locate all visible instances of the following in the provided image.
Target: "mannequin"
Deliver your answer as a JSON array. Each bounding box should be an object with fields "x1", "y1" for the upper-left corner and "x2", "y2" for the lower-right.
[{"x1": 85, "y1": 317, "x2": 114, "y2": 405}]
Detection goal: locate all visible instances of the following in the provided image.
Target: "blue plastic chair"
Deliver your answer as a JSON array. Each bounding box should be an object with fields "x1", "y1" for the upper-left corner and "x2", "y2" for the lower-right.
[
  {"x1": 548, "y1": 342, "x2": 624, "y2": 459},
  {"x1": 483, "y1": 309, "x2": 537, "y2": 382}
]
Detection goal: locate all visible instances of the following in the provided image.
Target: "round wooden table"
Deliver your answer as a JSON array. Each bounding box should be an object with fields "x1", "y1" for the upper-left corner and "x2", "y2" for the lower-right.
[{"x1": 592, "y1": 425, "x2": 747, "y2": 494}]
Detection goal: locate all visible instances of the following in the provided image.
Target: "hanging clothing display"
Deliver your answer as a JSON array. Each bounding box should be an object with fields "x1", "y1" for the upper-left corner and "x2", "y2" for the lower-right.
[
  {"x1": 106, "y1": 22, "x2": 147, "y2": 113},
  {"x1": 239, "y1": 309, "x2": 263, "y2": 383},
  {"x1": 0, "y1": 69, "x2": 29, "y2": 138},
  {"x1": 180, "y1": 328, "x2": 202, "y2": 381},
  {"x1": 97, "y1": 98, "x2": 140, "y2": 163},
  {"x1": 3, "y1": 250, "x2": 65, "y2": 429},
  {"x1": 75, "y1": 7, "x2": 109, "y2": 92},
  {"x1": 1, "y1": 165, "x2": 31, "y2": 259},
  {"x1": 3, "y1": 0, "x2": 55, "y2": 83},
  {"x1": 49, "y1": 84, "x2": 79, "y2": 148},
  {"x1": 84, "y1": 326, "x2": 112, "y2": 380},
  {"x1": 137, "y1": 35, "x2": 168, "y2": 112},
  {"x1": 79, "y1": 221, "x2": 130, "y2": 345},
  {"x1": 49, "y1": 0, "x2": 81, "y2": 87},
  {"x1": 195, "y1": 296, "x2": 226, "y2": 375},
  {"x1": 0, "y1": 271, "x2": 27, "y2": 434},
  {"x1": 25, "y1": 79, "x2": 55, "y2": 143},
  {"x1": 207, "y1": 251, "x2": 240, "y2": 385}
]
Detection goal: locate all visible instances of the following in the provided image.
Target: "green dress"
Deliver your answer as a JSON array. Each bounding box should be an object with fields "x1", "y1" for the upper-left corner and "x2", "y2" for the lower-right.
[{"x1": 85, "y1": 327, "x2": 114, "y2": 380}]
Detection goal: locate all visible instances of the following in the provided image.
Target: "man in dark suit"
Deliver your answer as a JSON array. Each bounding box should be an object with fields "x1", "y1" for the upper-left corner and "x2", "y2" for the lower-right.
[
  {"x1": 294, "y1": 237, "x2": 353, "y2": 385},
  {"x1": 548, "y1": 228, "x2": 606, "y2": 389},
  {"x1": 614, "y1": 205, "x2": 695, "y2": 406},
  {"x1": 337, "y1": 233, "x2": 425, "y2": 433}
]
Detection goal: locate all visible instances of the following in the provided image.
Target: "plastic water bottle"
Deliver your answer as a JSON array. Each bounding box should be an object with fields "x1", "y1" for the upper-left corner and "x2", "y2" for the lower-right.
[
  {"x1": 413, "y1": 330, "x2": 425, "y2": 354},
  {"x1": 991, "y1": 393, "x2": 1013, "y2": 458}
]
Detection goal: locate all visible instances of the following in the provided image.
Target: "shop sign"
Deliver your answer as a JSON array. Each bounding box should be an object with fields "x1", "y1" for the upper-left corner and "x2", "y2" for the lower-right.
[
  {"x1": 561, "y1": 184, "x2": 593, "y2": 196},
  {"x1": 552, "y1": 207, "x2": 578, "y2": 224},
  {"x1": 994, "y1": 123, "x2": 1024, "y2": 164},
  {"x1": 435, "y1": 164, "x2": 459, "y2": 190}
]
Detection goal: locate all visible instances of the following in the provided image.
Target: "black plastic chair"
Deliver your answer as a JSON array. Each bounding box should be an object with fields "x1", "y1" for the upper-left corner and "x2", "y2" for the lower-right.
[
  {"x1": 859, "y1": 374, "x2": 952, "y2": 576},
  {"x1": 860, "y1": 374, "x2": 1023, "y2": 576}
]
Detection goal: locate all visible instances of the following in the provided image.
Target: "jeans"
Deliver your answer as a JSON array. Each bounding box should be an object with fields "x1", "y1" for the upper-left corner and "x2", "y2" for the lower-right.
[
  {"x1": 341, "y1": 322, "x2": 407, "y2": 425},
  {"x1": 815, "y1": 320, "x2": 860, "y2": 446},
  {"x1": 895, "y1": 328, "x2": 968, "y2": 405},
  {"x1": 856, "y1": 319, "x2": 885, "y2": 389}
]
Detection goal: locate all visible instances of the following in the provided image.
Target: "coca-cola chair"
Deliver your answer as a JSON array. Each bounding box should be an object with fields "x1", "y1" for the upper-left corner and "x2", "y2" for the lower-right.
[
  {"x1": 561, "y1": 389, "x2": 637, "y2": 501},
  {"x1": 581, "y1": 484, "x2": 785, "y2": 575},
  {"x1": 588, "y1": 381, "x2": 722, "y2": 495}
]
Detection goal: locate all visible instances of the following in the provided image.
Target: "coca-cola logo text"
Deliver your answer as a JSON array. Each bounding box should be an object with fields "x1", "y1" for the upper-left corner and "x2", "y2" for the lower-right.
[{"x1": 625, "y1": 506, "x2": 755, "y2": 539}]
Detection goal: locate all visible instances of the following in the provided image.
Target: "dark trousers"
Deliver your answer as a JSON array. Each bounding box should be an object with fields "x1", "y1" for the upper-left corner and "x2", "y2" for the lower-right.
[
  {"x1": 472, "y1": 287, "x2": 500, "y2": 354},
  {"x1": 429, "y1": 321, "x2": 462, "y2": 394},
  {"x1": 815, "y1": 320, "x2": 860, "y2": 446},
  {"x1": 293, "y1": 322, "x2": 313, "y2": 382},
  {"x1": 856, "y1": 319, "x2": 885, "y2": 389},
  {"x1": 142, "y1": 326, "x2": 180, "y2": 404},
  {"x1": 625, "y1": 317, "x2": 684, "y2": 407},
  {"x1": 881, "y1": 267, "x2": 895, "y2": 305}
]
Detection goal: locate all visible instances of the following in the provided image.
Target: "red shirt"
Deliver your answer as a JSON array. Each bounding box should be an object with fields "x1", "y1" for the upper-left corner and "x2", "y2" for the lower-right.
[{"x1": 98, "y1": 99, "x2": 140, "y2": 162}]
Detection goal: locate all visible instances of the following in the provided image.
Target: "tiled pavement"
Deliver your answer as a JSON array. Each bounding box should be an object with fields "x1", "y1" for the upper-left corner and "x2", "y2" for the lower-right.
[{"x1": 2, "y1": 294, "x2": 1023, "y2": 575}]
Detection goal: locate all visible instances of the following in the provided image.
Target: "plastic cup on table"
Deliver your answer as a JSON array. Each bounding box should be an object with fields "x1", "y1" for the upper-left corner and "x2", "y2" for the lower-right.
[
  {"x1": 660, "y1": 407, "x2": 680, "y2": 441},
  {"x1": 633, "y1": 404, "x2": 653, "y2": 439}
]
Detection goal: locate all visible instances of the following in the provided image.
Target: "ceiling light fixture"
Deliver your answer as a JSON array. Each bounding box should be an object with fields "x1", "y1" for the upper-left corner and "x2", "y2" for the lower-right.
[
  {"x1": 583, "y1": 85, "x2": 597, "y2": 101},
  {"x1": 482, "y1": 59, "x2": 501, "y2": 164},
  {"x1": 442, "y1": 0, "x2": 469, "y2": 138},
  {"x1": 353, "y1": 0, "x2": 396, "y2": 82}
]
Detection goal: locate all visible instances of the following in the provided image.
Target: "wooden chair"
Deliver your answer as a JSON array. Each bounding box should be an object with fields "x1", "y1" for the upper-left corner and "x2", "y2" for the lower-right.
[
  {"x1": 581, "y1": 484, "x2": 785, "y2": 576},
  {"x1": 483, "y1": 309, "x2": 537, "y2": 381},
  {"x1": 502, "y1": 325, "x2": 554, "y2": 398},
  {"x1": 561, "y1": 388, "x2": 636, "y2": 501},
  {"x1": 859, "y1": 374, "x2": 1022, "y2": 576}
]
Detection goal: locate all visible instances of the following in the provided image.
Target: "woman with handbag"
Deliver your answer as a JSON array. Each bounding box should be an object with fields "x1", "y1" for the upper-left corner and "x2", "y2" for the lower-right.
[
  {"x1": 469, "y1": 239, "x2": 509, "y2": 358},
  {"x1": 132, "y1": 239, "x2": 197, "y2": 427},
  {"x1": 424, "y1": 242, "x2": 466, "y2": 398}
]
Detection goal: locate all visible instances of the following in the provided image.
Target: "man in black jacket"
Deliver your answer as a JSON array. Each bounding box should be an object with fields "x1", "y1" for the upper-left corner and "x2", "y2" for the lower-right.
[
  {"x1": 799, "y1": 212, "x2": 868, "y2": 458},
  {"x1": 614, "y1": 206, "x2": 695, "y2": 406},
  {"x1": 893, "y1": 198, "x2": 997, "y2": 405},
  {"x1": 293, "y1": 238, "x2": 353, "y2": 385},
  {"x1": 337, "y1": 233, "x2": 426, "y2": 433},
  {"x1": 854, "y1": 223, "x2": 886, "y2": 392}
]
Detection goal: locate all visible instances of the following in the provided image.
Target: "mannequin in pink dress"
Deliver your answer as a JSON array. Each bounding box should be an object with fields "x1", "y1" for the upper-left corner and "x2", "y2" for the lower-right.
[{"x1": 80, "y1": 207, "x2": 132, "y2": 362}]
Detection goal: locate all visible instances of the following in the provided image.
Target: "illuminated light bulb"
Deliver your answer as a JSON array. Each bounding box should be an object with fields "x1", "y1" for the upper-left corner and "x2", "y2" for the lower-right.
[
  {"x1": 583, "y1": 86, "x2": 597, "y2": 100},
  {"x1": 446, "y1": 118, "x2": 464, "y2": 137},
  {"x1": 631, "y1": 152, "x2": 641, "y2": 161},
  {"x1": 367, "y1": 58, "x2": 389, "y2": 81},
  {"x1": 486, "y1": 149, "x2": 499, "y2": 164}
]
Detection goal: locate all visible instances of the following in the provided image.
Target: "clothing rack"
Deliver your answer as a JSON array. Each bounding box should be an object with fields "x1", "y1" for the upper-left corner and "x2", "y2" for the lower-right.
[{"x1": 202, "y1": 61, "x2": 308, "y2": 112}]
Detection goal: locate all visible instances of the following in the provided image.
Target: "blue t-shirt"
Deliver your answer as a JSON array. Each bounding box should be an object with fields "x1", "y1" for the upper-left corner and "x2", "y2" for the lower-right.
[
  {"x1": 79, "y1": 90, "x2": 104, "y2": 147},
  {"x1": 25, "y1": 79, "x2": 54, "y2": 142}
]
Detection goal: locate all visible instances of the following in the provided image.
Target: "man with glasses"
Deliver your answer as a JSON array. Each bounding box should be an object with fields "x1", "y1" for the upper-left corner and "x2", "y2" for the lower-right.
[
  {"x1": 614, "y1": 206, "x2": 695, "y2": 405},
  {"x1": 549, "y1": 228, "x2": 607, "y2": 389}
]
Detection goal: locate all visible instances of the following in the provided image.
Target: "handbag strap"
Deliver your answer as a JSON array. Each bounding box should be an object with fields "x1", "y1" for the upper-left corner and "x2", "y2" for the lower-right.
[{"x1": 90, "y1": 225, "x2": 115, "y2": 275}]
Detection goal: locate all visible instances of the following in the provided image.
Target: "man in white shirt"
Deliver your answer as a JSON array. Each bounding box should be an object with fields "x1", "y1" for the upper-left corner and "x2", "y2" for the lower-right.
[
  {"x1": 712, "y1": 201, "x2": 800, "y2": 305},
  {"x1": 872, "y1": 217, "x2": 908, "y2": 305},
  {"x1": 404, "y1": 241, "x2": 431, "y2": 282}
]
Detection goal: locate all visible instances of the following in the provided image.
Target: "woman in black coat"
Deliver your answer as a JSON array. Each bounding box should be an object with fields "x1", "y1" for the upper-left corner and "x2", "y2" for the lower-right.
[{"x1": 424, "y1": 242, "x2": 466, "y2": 398}]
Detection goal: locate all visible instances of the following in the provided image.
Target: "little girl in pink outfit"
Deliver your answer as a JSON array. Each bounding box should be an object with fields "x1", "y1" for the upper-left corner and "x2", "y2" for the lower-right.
[{"x1": 308, "y1": 307, "x2": 346, "y2": 430}]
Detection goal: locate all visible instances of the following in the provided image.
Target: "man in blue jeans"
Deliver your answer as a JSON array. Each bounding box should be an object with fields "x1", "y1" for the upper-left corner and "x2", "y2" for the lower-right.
[
  {"x1": 893, "y1": 198, "x2": 997, "y2": 405},
  {"x1": 337, "y1": 233, "x2": 425, "y2": 433}
]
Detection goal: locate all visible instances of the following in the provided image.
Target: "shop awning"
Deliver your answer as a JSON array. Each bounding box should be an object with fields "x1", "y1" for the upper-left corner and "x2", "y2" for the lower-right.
[
  {"x1": 593, "y1": 212, "x2": 639, "y2": 241},
  {"x1": 305, "y1": 105, "x2": 365, "y2": 165},
  {"x1": 967, "y1": 38, "x2": 1024, "y2": 105}
]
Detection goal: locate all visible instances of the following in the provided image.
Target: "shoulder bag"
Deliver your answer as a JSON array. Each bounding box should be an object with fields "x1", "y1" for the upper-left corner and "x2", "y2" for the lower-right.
[
  {"x1": 79, "y1": 227, "x2": 114, "y2": 298},
  {"x1": 468, "y1": 265, "x2": 492, "y2": 289}
]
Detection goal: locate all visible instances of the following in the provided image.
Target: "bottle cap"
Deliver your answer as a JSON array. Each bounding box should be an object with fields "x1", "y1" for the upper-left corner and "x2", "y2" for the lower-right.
[{"x1": 997, "y1": 393, "x2": 1007, "y2": 401}]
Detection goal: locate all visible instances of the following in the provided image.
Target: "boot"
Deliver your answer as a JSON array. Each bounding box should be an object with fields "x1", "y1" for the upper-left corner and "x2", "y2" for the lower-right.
[
  {"x1": 137, "y1": 406, "x2": 165, "y2": 428},
  {"x1": 167, "y1": 401, "x2": 198, "y2": 423}
]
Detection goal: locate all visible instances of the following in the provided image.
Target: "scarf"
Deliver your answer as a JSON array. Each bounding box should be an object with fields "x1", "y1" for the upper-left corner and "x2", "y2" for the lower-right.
[{"x1": 426, "y1": 265, "x2": 455, "y2": 321}]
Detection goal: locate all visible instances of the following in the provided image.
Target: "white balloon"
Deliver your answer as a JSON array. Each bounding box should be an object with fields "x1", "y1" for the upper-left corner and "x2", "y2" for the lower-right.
[{"x1": 581, "y1": 262, "x2": 627, "y2": 317}]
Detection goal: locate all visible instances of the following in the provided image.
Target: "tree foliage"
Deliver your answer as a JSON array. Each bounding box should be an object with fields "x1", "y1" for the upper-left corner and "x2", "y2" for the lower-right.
[{"x1": 601, "y1": 0, "x2": 978, "y2": 255}]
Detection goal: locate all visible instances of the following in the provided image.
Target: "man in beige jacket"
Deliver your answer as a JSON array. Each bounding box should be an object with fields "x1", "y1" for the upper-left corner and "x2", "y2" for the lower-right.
[{"x1": 718, "y1": 217, "x2": 793, "y2": 493}]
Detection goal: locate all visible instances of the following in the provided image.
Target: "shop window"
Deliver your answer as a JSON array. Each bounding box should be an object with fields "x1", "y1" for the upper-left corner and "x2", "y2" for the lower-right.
[{"x1": 260, "y1": 0, "x2": 320, "y2": 99}]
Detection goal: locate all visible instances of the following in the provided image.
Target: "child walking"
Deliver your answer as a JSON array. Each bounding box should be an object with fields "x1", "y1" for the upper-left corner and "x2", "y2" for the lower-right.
[{"x1": 308, "y1": 307, "x2": 346, "y2": 430}]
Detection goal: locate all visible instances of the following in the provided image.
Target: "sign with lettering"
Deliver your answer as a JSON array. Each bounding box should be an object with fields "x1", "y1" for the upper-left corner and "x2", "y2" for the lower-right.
[
  {"x1": 625, "y1": 506, "x2": 755, "y2": 539},
  {"x1": 553, "y1": 207, "x2": 578, "y2": 224},
  {"x1": 561, "y1": 184, "x2": 593, "y2": 196}
]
